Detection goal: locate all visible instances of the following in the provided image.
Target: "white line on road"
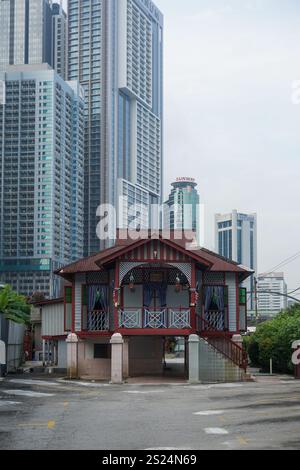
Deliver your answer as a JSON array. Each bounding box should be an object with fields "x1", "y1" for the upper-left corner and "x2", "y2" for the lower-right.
[
  {"x1": 9, "y1": 379, "x2": 60, "y2": 387},
  {"x1": 184, "y1": 383, "x2": 244, "y2": 390},
  {"x1": 57, "y1": 380, "x2": 109, "y2": 388},
  {"x1": 204, "y1": 428, "x2": 229, "y2": 435},
  {"x1": 0, "y1": 401, "x2": 21, "y2": 406},
  {"x1": 123, "y1": 390, "x2": 165, "y2": 394},
  {"x1": 211, "y1": 383, "x2": 243, "y2": 389},
  {"x1": 2, "y1": 390, "x2": 55, "y2": 398},
  {"x1": 194, "y1": 410, "x2": 225, "y2": 416},
  {"x1": 145, "y1": 447, "x2": 192, "y2": 451}
]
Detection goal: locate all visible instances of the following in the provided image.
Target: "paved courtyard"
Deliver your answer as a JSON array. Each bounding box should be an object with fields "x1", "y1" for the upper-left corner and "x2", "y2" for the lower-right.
[{"x1": 0, "y1": 375, "x2": 300, "y2": 450}]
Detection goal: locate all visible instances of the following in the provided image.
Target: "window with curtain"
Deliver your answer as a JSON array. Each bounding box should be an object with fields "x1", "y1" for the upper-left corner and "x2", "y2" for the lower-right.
[{"x1": 203, "y1": 286, "x2": 228, "y2": 312}]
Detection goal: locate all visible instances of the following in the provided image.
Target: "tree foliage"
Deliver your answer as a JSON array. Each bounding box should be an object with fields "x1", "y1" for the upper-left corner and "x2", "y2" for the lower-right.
[
  {"x1": 0, "y1": 285, "x2": 31, "y2": 325},
  {"x1": 244, "y1": 304, "x2": 300, "y2": 374}
]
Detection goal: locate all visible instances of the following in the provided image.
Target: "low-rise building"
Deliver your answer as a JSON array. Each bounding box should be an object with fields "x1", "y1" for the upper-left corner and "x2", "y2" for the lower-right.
[{"x1": 39, "y1": 231, "x2": 252, "y2": 383}]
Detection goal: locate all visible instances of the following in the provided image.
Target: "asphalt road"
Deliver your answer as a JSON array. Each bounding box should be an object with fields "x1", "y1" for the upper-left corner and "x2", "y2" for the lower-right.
[{"x1": 0, "y1": 375, "x2": 300, "y2": 450}]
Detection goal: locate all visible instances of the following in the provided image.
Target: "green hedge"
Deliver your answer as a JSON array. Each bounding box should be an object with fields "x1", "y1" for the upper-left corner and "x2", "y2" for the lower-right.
[{"x1": 244, "y1": 305, "x2": 300, "y2": 374}]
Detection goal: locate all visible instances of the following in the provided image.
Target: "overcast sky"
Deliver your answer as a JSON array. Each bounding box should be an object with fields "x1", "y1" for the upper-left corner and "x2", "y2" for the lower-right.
[{"x1": 63, "y1": 0, "x2": 300, "y2": 292}]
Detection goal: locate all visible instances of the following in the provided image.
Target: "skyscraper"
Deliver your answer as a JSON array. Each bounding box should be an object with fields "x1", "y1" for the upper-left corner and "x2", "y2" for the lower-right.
[
  {"x1": 0, "y1": 0, "x2": 53, "y2": 71},
  {"x1": 67, "y1": 0, "x2": 164, "y2": 254},
  {"x1": 0, "y1": 64, "x2": 85, "y2": 298},
  {"x1": 164, "y1": 178, "x2": 200, "y2": 243},
  {"x1": 215, "y1": 210, "x2": 257, "y2": 311},
  {"x1": 257, "y1": 272, "x2": 288, "y2": 318},
  {"x1": 51, "y1": 2, "x2": 67, "y2": 80}
]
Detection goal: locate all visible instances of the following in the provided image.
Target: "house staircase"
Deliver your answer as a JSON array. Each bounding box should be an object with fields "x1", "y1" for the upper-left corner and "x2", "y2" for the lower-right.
[{"x1": 196, "y1": 317, "x2": 251, "y2": 383}]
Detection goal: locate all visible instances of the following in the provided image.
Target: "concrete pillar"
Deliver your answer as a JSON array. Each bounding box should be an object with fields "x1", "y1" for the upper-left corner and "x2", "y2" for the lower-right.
[
  {"x1": 110, "y1": 333, "x2": 124, "y2": 384},
  {"x1": 188, "y1": 334, "x2": 200, "y2": 383},
  {"x1": 66, "y1": 333, "x2": 79, "y2": 379},
  {"x1": 123, "y1": 338, "x2": 129, "y2": 380},
  {"x1": 232, "y1": 334, "x2": 243, "y2": 349}
]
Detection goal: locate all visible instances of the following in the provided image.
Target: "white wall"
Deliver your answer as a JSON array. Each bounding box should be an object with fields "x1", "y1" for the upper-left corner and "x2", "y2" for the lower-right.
[
  {"x1": 57, "y1": 339, "x2": 67, "y2": 368},
  {"x1": 42, "y1": 303, "x2": 65, "y2": 337},
  {"x1": 123, "y1": 285, "x2": 190, "y2": 308},
  {"x1": 226, "y1": 273, "x2": 237, "y2": 332}
]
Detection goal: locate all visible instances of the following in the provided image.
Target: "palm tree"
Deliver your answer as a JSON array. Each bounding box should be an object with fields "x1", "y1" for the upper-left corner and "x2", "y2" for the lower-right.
[{"x1": 0, "y1": 285, "x2": 30, "y2": 324}]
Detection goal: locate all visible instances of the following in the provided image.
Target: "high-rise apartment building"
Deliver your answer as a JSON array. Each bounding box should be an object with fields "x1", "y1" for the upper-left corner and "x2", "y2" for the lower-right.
[
  {"x1": 51, "y1": 2, "x2": 67, "y2": 80},
  {"x1": 164, "y1": 178, "x2": 200, "y2": 243},
  {"x1": 215, "y1": 210, "x2": 257, "y2": 311},
  {"x1": 258, "y1": 272, "x2": 288, "y2": 317},
  {"x1": 0, "y1": 64, "x2": 85, "y2": 298},
  {"x1": 67, "y1": 0, "x2": 164, "y2": 254},
  {"x1": 0, "y1": 0, "x2": 53, "y2": 71},
  {"x1": 0, "y1": 0, "x2": 67, "y2": 79}
]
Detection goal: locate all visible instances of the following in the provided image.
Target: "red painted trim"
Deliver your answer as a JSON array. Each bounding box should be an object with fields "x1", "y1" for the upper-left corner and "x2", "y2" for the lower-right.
[
  {"x1": 77, "y1": 332, "x2": 112, "y2": 339},
  {"x1": 72, "y1": 281, "x2": 75, "y2": 333},
  {"x1": 236, "y1": 273, "x2": 240, "y2": 332},
  {"x1": 42, "y1": 335, "x2": 67, "y2": 340},
  {"x1": 115, "y1": 258, "x2": 194, "y2": 263},
  {"x1": 114, "y1": 261, "x2": 119, "y2": 330},
  {"x1": 117, "y1": 329, "x2": 194, "y2": 337},
  {"x1": 190, "y1": 262, "x2": 197, "y2": 330},
  {"x1": 95, "y1": 237, "x2": 213, "y2": 269},
  {"x1": 199, "y1": 331, "x2": 235, "y2": 338},
  {"x1": 64, "y1": 286, "x2": 72, "y2": 333},
  {"x1": 37, "y1": 298, "x2": 63, "y2": 306},
  {"x1": 81, "y1": 284, "x2": 87, "y2": 331}
]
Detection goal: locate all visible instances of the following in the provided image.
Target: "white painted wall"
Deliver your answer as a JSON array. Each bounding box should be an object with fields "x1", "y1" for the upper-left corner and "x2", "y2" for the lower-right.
[
  {"x1": 75, "y1": 274, "x2": 85, "y2": 332},
  {"x1": 57, "y1": 340, "x2": 67, "y2": 368},
  {"x1": 123, "y1": 285, "x2": 189, "y2": 308},
  {"x1": 41, "y1": 303, "x2": 65, "y2": 337},
  {"x1": 226, "y1": 273, "x2": 237, "y2": 332}
]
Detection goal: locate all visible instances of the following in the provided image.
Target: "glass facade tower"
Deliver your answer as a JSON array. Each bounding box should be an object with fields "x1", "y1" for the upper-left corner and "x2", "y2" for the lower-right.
[
  {"x1": 67, "y1": 0, "x2": 163, "y2": 254},
  {"x1": 0, "y1": 65, "x2": 85, "y2": 298},
  {"x1": 0, "y1": 0, "x2": 53, "y2": 71},
  {"x1": 215, "y1": 210, "x2": 258, "y2": 311},
  {"x1": 164, "y1": 178, "x2": 200, "y2": 243}
]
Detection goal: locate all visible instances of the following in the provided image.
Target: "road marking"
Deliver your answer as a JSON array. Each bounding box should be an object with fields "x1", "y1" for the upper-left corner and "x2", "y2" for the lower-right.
[
  {"x1": 2, "y1": 389, "x2": 55, "y2": 398},
  {"x1": 184, "y1": 383, "x2": 244, "y2": 390},
  {"x1": 9, "y1": 379, "x2": 59, "y2": 387},
  {"x1": 57, "y1": 380, "x2": 109, "y2": 388},
  {"x1": 123, "y1": 390, "x2": 165, "y2": 394},
  {"x1": 204, "y1": 428, "x2": 229, "y2": 435},
  {"x1": 0, "y1": 401, "x2": 21, "y2": 406},
  {"x1": 18, "y1": 421, "x2": 55, "y2": 429},
  {"x1": 145, "y1": 447, "x2": 192, "y2": 451},
  {"x1": 194, "y1": 410, "x2": 225, "y2": 416},
  {"x1": 210, "y1": 383, "x2": 243, "y2": 389},
  {"x1": 237, "y1": 437, "x2": 248, "y2": 445}
]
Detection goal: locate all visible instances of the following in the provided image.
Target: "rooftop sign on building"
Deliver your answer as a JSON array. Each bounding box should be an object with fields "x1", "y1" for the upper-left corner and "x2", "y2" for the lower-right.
[{"x1": 175, "y1": 177, "x2": 196, "y2": 183}]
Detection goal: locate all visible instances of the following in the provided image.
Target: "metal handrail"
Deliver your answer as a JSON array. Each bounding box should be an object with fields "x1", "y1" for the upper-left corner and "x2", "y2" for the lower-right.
[{"x1": 198, "y1": 316, "x2": 248, "y2": 371}]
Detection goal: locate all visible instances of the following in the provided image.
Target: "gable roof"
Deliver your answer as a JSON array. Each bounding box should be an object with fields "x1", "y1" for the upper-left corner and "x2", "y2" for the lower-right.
[{"x1": 56, "y1": 232, "x2": 253, "y2": 282}]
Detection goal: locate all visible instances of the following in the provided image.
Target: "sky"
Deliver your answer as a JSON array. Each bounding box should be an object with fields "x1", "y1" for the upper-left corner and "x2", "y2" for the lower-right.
[{"x1": 63, "y1": 0, "x2": 300, "y2": 292}]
